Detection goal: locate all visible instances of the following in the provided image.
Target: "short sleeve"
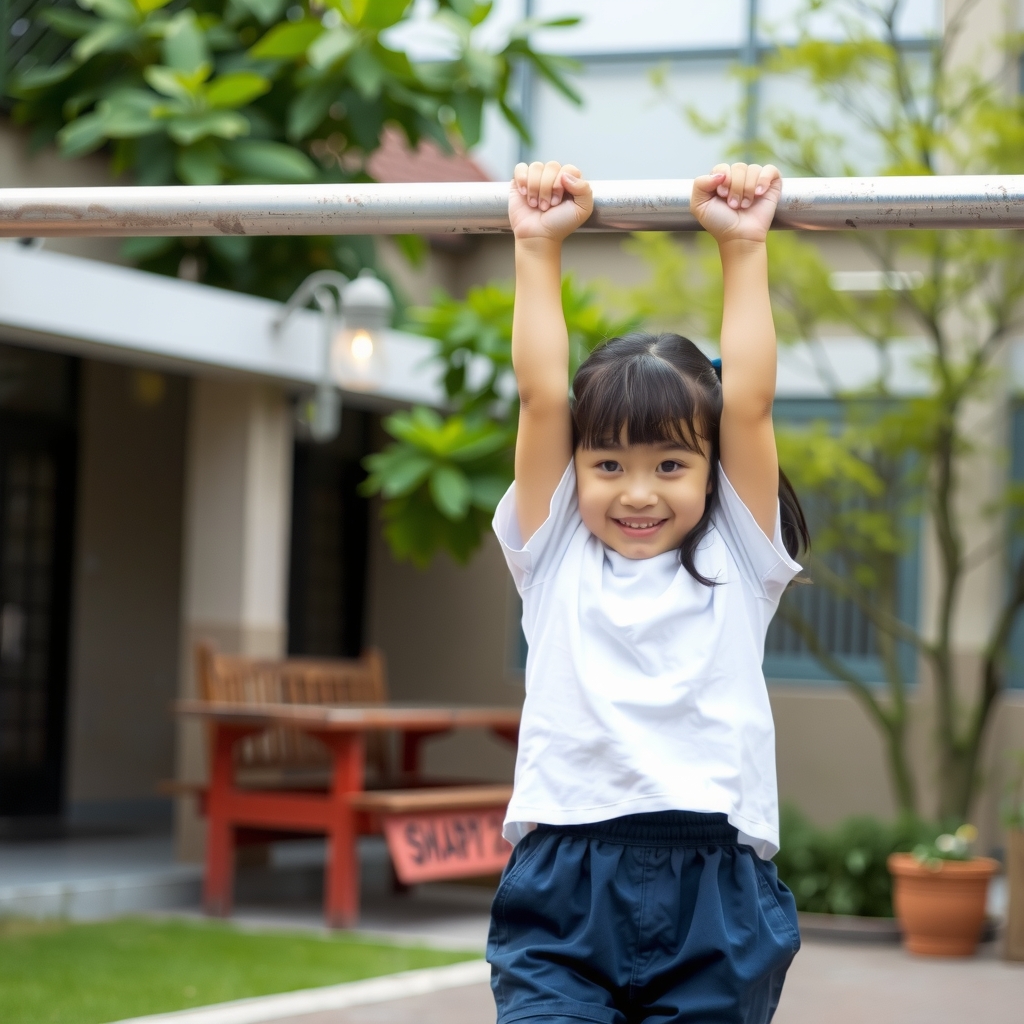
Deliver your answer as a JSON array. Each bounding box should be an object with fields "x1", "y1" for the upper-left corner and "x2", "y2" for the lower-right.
[
  {"x1": 492, "y1": 461, "x2": 583, "y2": 594},
  {"x1": 713, "y1": 466, "x2": 801, "y2": 603}
]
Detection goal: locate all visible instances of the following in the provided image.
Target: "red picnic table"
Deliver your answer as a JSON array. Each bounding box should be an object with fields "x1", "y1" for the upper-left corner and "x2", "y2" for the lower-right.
[{"x1": 176, "y1": 700, "x2": 521, "y2": 926}]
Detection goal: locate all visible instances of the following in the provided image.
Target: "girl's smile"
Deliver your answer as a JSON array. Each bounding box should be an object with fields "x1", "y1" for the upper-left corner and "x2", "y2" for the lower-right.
[{"x1": 613, "y1": 517, "x2": 668, "y2": 538}]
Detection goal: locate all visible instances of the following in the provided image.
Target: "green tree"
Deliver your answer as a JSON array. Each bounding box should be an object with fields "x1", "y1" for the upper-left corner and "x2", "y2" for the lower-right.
[
  {"x1": 636, "y1": 0, "x2": 1024, "y2": 820},
  {"x1": 7, "y1": 0, "x2": 579, "y2": 298}
]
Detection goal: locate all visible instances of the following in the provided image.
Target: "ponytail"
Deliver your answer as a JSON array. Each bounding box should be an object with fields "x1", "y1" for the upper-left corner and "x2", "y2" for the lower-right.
[{"x1": 712, "y1": 358, "x2": 808, "y2": 560}]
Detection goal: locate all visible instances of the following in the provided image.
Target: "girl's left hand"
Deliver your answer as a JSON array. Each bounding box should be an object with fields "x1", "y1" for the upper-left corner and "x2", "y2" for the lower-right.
[{"x1": 690, "y1": 163, "x2": 781, "y2": 244}]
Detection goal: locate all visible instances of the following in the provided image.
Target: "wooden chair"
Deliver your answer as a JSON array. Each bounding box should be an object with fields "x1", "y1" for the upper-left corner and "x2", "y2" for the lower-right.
[{"x1": 195, "y1": 643, "x2": 390, "y2": 789}]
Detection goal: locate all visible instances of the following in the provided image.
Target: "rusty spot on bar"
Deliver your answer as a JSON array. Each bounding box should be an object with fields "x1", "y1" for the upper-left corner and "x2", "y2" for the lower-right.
[{"x1": 212, "y1": 216, "x2": 246, "y2": 235}]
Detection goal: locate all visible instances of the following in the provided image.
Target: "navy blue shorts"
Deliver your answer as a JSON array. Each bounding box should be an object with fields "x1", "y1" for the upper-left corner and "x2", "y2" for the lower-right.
[{"x1": 487, "y1": 811, "x2": 800, "y2": 1024}]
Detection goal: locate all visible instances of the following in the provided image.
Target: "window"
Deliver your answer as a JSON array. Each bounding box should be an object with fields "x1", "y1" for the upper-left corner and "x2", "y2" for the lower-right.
[{"x1": 764, "y1": 399, "x2": 920, "y2": 685}]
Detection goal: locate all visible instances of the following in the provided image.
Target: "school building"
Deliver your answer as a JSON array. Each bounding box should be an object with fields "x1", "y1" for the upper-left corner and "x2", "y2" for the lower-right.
[{"x1": 0, "y1": 0, "x2": 1022, "y2": 864}]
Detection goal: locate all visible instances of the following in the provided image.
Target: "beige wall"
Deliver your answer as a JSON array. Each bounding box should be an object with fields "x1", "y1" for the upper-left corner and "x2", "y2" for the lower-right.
[
  {"x1": 773, "y1": 685, "x2": 1024, "y2": 849},
  {"x1": 65, "y1": 361, "x2": 188, "y2": 815},
  {"x1": 377, "y1": 237, "x2": 461, "y2": 307},
  {"x1": 445, "y1": 233, "x2": 649, "y2": 299},
  {"x1": 0, "y1": 125, "x2": 122, "y2": 265},
  {"x1": 365, "y1": 519, "x2": 520, "y2": 783},
  {"x1": 769, "y1": 686, "x2": 900, "y2": 825},
  {"x1": 179, "y1": 379, "x2": 292, "y2": 652},
  {"x1": 978, "y1": 695, "x2": 1024, "y2": 845},
  {"x1": 175, "y1": 378, "x2": 294, "y2": 859}
]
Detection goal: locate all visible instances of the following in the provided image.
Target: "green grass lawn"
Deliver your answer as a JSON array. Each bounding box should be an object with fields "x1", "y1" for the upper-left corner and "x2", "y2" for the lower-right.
[{"x1": 0, "y1": 916, "x2": 480, "y2": 1024}]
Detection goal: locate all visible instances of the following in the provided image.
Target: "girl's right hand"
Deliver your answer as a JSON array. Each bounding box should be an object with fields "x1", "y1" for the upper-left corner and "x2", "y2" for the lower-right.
[
  {"x1": 690, "y1": 162, "x2": 781, "y2": 245},
  {"x1": 509, "y1": 161, "x2": 594, "y2": 242}
]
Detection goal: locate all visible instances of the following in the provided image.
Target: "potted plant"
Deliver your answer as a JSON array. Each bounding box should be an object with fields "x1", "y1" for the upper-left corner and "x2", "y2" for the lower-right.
[
  {"x1": 888, "y1": 826, "x2": 999, "y2": 956},
  {"x1": 1003, "y1": 752, "x2": 1024, "y2": 961}
]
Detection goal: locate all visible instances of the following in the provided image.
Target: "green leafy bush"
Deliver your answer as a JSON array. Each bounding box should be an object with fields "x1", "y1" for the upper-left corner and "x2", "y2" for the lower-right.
[
  {"x1": 775, "y1": 804, "x2": 941, "y2": 917},
  {"x1": 360, "y1": 276, "x2": 637, "y2": 565}
]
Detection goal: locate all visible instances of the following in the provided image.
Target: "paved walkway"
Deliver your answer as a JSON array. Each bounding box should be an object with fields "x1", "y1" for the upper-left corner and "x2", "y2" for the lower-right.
[
  {"x1": 775, "y1": 939, "x2": 1023, "y2": 1024},
  {"x1": 272, "y1": 984, "x2": 494, "y2": 1024},
  {"x1": 265, "y1": 939, "x2": 1024, "y2": 1024}
]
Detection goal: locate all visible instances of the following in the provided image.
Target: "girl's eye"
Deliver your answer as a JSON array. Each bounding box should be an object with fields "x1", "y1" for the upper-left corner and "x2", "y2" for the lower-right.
[
  {"x1": 659, "y1": 460, "x2": 684, "y2": 473},
  {"x1": 598, "y1": 460, "x2": 621, "y2": 472}
]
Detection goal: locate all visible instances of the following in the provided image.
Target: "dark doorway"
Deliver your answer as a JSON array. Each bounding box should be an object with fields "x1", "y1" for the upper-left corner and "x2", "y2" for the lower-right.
[
  {"x1": 287, "y1": 407, "x2": 373, "y2": 658},
  {"x1": 0, "y1": 344, "x2": 77, "y2": 816}
]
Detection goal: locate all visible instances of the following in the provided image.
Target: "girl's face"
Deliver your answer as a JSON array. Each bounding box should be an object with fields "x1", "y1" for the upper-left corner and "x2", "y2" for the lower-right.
[{"x1": 574, "y1": 432, "x2": 712, "y2": 559}]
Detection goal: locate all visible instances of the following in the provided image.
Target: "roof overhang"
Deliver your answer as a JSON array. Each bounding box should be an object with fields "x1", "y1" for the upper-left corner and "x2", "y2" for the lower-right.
[{"x1": 0, "y1": 241, "x2": 443, "y2": 408}]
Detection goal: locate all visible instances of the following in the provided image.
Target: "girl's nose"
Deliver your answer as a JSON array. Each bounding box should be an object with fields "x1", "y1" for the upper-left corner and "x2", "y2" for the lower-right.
[{"x1": 620, "y1": 486, "x2": 657, "y2": 509}]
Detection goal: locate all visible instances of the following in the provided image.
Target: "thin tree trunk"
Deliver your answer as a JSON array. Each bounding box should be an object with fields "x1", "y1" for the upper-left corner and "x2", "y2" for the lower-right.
[{"x1": 776, "y1": 602, "x2": 918, "y2": 815}]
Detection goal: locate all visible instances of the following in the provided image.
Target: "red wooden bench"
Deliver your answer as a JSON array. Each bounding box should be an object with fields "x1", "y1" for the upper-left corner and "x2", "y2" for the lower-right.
[{"x1": 178, "y1": 644, "x2": 517, "y2": 925}]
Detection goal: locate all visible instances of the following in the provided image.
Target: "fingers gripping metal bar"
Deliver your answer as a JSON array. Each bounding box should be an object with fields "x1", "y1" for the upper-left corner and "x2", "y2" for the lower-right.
[{"x1": 0, "y1": 176, "x2": 1022, "y2": 237}]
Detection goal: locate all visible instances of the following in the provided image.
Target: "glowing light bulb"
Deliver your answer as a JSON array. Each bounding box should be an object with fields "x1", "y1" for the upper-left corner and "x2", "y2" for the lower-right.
[{"x1": 350, "y1": 329, "x2": 374, "y2": 363}]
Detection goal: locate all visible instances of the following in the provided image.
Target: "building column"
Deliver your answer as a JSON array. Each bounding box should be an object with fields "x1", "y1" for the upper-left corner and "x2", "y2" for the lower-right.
[{"x1": 174, "y1": 377, "x2": 293, "y2": 861}]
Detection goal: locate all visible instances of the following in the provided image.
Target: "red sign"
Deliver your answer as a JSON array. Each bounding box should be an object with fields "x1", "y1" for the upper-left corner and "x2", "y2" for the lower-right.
[{"x1": 383, "y1": 808, "x2": 512, "y2": 884}]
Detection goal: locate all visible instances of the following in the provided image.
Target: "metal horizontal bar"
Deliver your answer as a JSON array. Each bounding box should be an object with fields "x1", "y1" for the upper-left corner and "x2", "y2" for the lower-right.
[{"x1": 1, "y1": 176, "x2": 1022, "y2": 237}]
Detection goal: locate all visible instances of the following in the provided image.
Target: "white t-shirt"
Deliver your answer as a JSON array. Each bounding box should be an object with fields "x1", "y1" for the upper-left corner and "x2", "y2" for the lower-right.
[{"x1": 493, "y1": 461, "x2": 801, "y2": 859}]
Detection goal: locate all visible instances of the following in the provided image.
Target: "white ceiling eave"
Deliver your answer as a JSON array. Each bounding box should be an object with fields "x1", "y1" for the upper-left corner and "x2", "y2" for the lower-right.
[{"x1": 0, "y1": 242, "x2": 444, "y2": 408}]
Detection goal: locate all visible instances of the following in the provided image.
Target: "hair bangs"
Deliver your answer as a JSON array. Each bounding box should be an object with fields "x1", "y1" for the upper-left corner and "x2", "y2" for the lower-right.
[{"x1": 573, "y1": 350, "x2": 714, "y2": 456}]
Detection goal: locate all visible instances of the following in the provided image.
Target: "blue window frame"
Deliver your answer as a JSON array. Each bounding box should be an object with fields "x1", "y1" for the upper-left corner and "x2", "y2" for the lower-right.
[
  {"x1": 1003, "y1": 402, "x2": 1024, "y2": 689},
  {"x1": 764, "y1": 399, "x2": 920, "y2": 686}
]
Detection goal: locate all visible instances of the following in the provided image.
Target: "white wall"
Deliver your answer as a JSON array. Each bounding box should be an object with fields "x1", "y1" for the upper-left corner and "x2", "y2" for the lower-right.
[
  {"x1": 0, "y1": 125, "x2": 122, "y2": 265},
  {"x1": 529, "y1": 59, "x2": 742, "y2": 179},
  {"x1": 532, "y1": 0, "x2": 748, "y2": 51}
]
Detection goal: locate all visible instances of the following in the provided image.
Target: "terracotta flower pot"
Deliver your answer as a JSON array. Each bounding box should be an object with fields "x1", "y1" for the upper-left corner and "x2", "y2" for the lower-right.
[{"x1": 887, "y1": 852, "x2": 999, "y2": 957}]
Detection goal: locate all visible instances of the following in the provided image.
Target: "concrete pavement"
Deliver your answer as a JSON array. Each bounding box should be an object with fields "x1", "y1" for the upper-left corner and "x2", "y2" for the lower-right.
[
  {"x1": 252, "y1": 984, "x2": 495, "y2": 1024},
  {"x1": 774, "y1": 937, "x2": 1024, "y2": 1024}
]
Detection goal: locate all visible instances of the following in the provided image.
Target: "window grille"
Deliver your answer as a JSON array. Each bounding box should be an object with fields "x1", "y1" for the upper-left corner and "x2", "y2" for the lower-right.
[{"x1": 764, "y1": 398, "x2": 919, "y2": 685}]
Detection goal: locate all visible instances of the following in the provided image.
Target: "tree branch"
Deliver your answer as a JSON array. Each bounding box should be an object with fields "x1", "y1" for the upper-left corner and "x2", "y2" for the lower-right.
[
  {"x1": 775, "y1": 601, "x2": 894, "y2": 732},
  {"x1": 804, "y1": 554, "x2": 933, "y2": 655}
]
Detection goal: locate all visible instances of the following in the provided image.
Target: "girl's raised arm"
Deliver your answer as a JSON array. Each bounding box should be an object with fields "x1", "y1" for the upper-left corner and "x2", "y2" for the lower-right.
[
  {"x1": 690, "y1": 162, "x2": 782, "y2": 539},
  {"x1": 509, "y1": 161, "x2": 593, "y2": 542}
]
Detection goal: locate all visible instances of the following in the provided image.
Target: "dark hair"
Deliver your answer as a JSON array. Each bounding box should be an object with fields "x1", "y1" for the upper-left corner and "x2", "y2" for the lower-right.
[{"x1": 571, "y1": 331, "x2": 809, "y2": 586}]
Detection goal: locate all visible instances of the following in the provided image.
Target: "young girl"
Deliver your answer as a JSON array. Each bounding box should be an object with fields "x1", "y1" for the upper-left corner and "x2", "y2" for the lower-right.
[{"x1": 488, "y1": 160, "x2": 809, "y2": 1024}]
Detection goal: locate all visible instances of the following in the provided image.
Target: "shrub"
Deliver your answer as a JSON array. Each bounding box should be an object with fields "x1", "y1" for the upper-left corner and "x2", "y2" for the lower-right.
[{"x1": 775, "y1": 804, "x2": 941, "y2": 917}]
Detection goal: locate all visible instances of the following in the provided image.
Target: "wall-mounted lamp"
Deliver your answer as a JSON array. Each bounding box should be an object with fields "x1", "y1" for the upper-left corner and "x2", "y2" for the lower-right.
[
  {"x1": 271, "y1": 268, "x2": 393, "y2": 442},
  {"x1": 332, "y1": 269, "x2": 394, "y2": 392}
]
